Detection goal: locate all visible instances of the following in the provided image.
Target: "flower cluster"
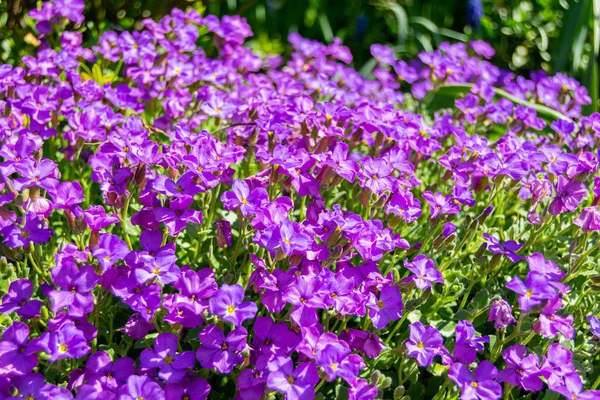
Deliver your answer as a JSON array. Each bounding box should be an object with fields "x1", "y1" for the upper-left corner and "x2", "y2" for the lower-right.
[{"x1": 0, "y1": 1, "x2": 600, "y2": 399}]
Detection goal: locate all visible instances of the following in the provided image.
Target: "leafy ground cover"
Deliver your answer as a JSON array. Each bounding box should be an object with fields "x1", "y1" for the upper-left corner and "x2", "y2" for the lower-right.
[{"x1": 0, "y1": 1, "x2": 600, "y2": 400}]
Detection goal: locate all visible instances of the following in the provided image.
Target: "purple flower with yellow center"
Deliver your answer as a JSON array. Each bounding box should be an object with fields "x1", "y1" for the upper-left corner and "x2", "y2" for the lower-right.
[
  {"x1": 209, "y1": 284, "x2": 257, "y2": 327},
  {"x1": 358, "y1": 156, "x2": 394, "y2": 194},
  {"x1": 448, "y1": 361, "x2": 502, "y2": 400},
  {"x1": 85, "y1": 350, "x2": 135, "y2": 391},
  {"x1": 140, "y1": 333, "x2": 195, "y2": 383},
  {"x1": 221, "y1": 179, "x2": 269, "y2": 217},
  {"x1": 316, "y1": 341, "x2": 365, "y2": 383},
  {"x1": 165, "y1": 378, "x2": 211, "y2": 400},
  {"x1": 196, "y1": 325, "x2": 247, "y2": 374},
  {"x1": 0, "y1": 278, "x2": 42, "y2": 319},
  {"x1": 366, "y1": 285, "x2": 403, "y2": 329},
  {"x1": 266, "y1": 356, "x2": 319, "y2": 400},
  {"x1": 37, "y1": 322, "x2": 90, "y2": 362},
  {"x1": 497, "y1": 344, "x2": 544, "y2": 391},
  {"x1": 92, "y1": 233, "x2": 130, "y2": 272},
  {"x1": 405, "y1": 322, "x2": 444, "y2": 366},
  {"x1": 404, "y1": 254, "x2": 444, "y2": 290},
  {"x1": 482, "y1": 233, "x2": 523, "y2": 262},
  {"x1": 422, "y1": 191, "x2": 460, "y2": 219},
  {"x1": 506, "y1": 271, "x2": 557, "y2": 312}
]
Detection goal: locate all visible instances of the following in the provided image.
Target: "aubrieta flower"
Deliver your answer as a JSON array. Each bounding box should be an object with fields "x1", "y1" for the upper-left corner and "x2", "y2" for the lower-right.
[
  {"x1": 221, "y1": 179, "x2": 269, "y2": 216},
  {"x1": 405, "y1": 322, "x2": 445, "y2": 366},
  {"x1": 366, "y1": 285, "x2": 403, "y2": 329},
  {"x1": 549, "y1": 176, "x2": 586, "y2": 215},
  {"x1": 404, "y1": 254, "x2": 444, "y2": 289},
  {"x1": 497, "y1": 344, "x2": 544, "y2": 391},
  {"x1": 506, "y1": 271, "x2": 557, "y2": 312},
  {"x1": 118, "y1": 375, "x2": 165, "y2": 400},
  {"x1": 552, "y1": 372, "x2": 600, "y2": 399},
  {"x1": 0, "y1": 322, "x2": 39, "y2": 376},
  {"x1": 141, "y1": 333, "x2": 195, "y2": 383},
  {"x1": 588, "y1": 315, "x2": 600, "y2": 339},
  {"x1": 448, "y1": 361, "x2": 502, "y2": 400},
  {"x1": 196, "y1": 325, "x2": 247, "y2": 374},
  {"x1": 48, "y1": 262, "x2": 98, "y2": 317},
  {"x1": 266, "y1": 356, "x2": 319, "y2": 400},
  {"x1": 37, "y1": 322, "x2": 91, "y2": 363},
  {"x1": 488, "y1": 299, "x2": 516, "y2": 330},
  {"x1": 574, "y1": 206, "x2": 600, "y2": 231},
  {"x1": 2, "y1": 212, "x2": 52, "y2": 248},
  {"x1": 453, "y1": 320, "x2": 489, "y2": 364},
  {"x1": 209, "y1": 284, "x2": 257, "y2": 327},
  {"x1": 482, "y1": 233, "x2": 523, "y2": 262},
  {"x1": 422, "y1": 191, "x2": 460, "y2": 219},
  {"x1": 0, "y1": 279, "x2": 43, "y2": 319}
]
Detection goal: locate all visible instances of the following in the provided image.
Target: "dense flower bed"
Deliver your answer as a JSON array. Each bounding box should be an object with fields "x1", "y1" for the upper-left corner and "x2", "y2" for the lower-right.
[{"x1": 1, "y1": 1, "x2": 600, "y2": 399}]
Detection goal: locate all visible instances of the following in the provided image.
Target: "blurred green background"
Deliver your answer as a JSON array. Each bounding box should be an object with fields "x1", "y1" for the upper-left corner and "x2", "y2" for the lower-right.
[{"x1": 1, "y1": 0, "x2": 598, "y2": 111}]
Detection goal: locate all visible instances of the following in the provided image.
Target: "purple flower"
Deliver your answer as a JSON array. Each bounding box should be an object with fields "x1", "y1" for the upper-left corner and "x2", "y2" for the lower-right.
[
  {"x1": 283, "y1": 275, "x2": 326, "y2": 327},
  {"x1": 404, "y1": 255, "x2": 444, "y2": 289},
  {"x1": 221, "y1": 179, "x2": 269, "y2": 217},
  {"x1": 506, "y1": 271, "x2": 557, "y2": 312},
  {"x1": 453, "y1": 320, "x2": 489, "y2": 364},
  {"x1": 251, "y1": 316, "x2": 297, "y2": 357},
  {"x1": 0, "y1": 322, "x2": 39, "y2": 376},
  {"x1": 553, "y1": 373, "x2": 600, "y2": 400},
  {"x1": 141, "y1": 333, "x2": 195, "y2": 383},
  {"x1": 209, "y1": 284, "x2": 257, "y2": 327},
  {"x1": 448, "y1": 361, "x2": 502, "y2": 400},
  {"x1": 574, "y1": 207, "x2": 600, "y2": 231},
  {"x1": 214, "y1": 220, "x2": 233, "y2": 247},
  {"x1": 154, "y1": 196, "x2": 203, "y2": 236},
  {"x1": 85, "y1": 351, "x2": 135, "y2": 391},
  {"x1": 588, "y1": 315, "x2": 600, "y2": 339},
  {"x1": 165, "y1": 378, "x2": 211, "y2": 400},
  {"x1": 366, "y1": 285, "x2": 402, "y2": 329},
  {"x1": 488, "y1": 300, "x2": 516, "y2": 330},
  {"x1": 0, "y1": 279, "x2": 42, "y2": 319},
  {"x1": 386, "y1": 190, "x2": 422, "y2": 223},
  {"x1": 358, "y1": 157, "x2": 394, "y2": 194},
  {"x1": 119, "y1": 375, "x2": 165, "y2": 400},
  {"x1": 48, "y1": 263, "x2": 98, "y2": 317},
  {"x1": 534, "y1": 297, "x2": 574, "y2": 339},
  {"x1": 540, "y1": 343, "x2": 575, "y2": 391},
  {"x1": 422, "y1": 191, "x2": 460, "y2": 219},
  {"x1": 37, "y1": 322, "x2": 91, "y2": 362},
  {"x1": 2, "y1": 212, "x2": 52, "y2": 248},
  {"x1": 549, "y1": 176, "x2": 586, "y2": 215},
  {"x1": 266, "y1": 356, "x2": 319, "y2": 400},
  {"x1": 196, "y1": 325, "x2": 247, "y2": 374},
  {"x1": 92, "y1": 233, "x2": 130, "y2": 272},
  {"x1": 482, "y1": 233, "x2": 523, "y2": 262},
  {"x1": 7, "y1": 373, "x2": 73, "y2": 400},
  {"x1": 405, "y1": 322, "x2": 444, "y2": 366},
  {"x1": 497, "y1": 344, "x2": 543, "y2": 391},
  {"x1": 316, "y1": 339, "x2": 365, "y2": 383}
]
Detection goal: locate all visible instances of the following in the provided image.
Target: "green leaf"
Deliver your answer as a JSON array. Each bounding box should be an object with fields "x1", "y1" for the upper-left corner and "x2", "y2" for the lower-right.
[
  {"x1": 335, "y1": 385, "x2": 349, "y2": 400},
  {"x1": 473, "y1": 289, "x2": 489, "y2": 310}
]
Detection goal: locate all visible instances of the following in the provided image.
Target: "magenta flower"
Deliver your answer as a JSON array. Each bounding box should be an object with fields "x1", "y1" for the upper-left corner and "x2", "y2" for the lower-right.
[
  {"x1": 48, "y1": 263, "x2": 98, "y2": 317},
  {"x1": 482, "y1": 233, "x2": 523, "y2": 262},
  {"x1": 209, "y1": 284, "x2": 257, "y2": 327},
  {"x1": 453, "y1": 320, "x2": 489, "y2": 364},
  {"x1": 37, "y1": 322, "x2": 91, "y2": 362},
  {"x1": 2, "y1": 212, "x2": 52, "y2": 248},
  {"x1": 574, "y1": 207, "x2": 600, "y2": 231},
  {"x1": 140, "y1": 333, "x2": 195, "y2": 383},
  {"x1": 154, "y1": 196, "x2": 203, "y2": 236}
]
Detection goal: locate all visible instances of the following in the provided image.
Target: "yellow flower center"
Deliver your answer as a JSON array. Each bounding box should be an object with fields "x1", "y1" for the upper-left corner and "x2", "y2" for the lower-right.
[
  {"x1": 164, "y1": 355, "x2": 174, "y2": 364},
  {"x1": 287, "y1": 376, "x2": 295, "y2": 384},
  {"x1": 330, "y1": 363, "x2": 338, "y2": 371},
  {"x1": 377, "y1": 300, "x2": 385, "y2": 308},
  {"x1": 226, "y1": 305, "x2": 236, "y2": 315},
  {"x1": 417, "y1": 342, "x2": 425, "y2": 349},
  {"x1": 59, "y1": 343, "x2": 68, "y2": 353},
  {"x1": 525, "y1": 289, "x2": 533, "y2": 298},
  {"x1": 471, "y1": 382, "x2": 478, "y2": 389}
]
